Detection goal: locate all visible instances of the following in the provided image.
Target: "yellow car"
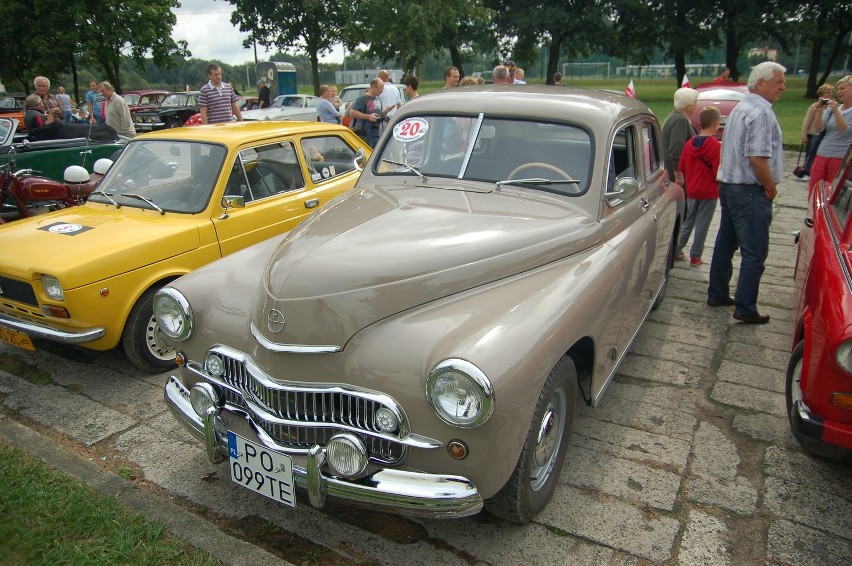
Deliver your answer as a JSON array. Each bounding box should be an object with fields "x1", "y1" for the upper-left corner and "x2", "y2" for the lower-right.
[{"x1": 0, "y1": 121, "x2": 370, "y2": 372}]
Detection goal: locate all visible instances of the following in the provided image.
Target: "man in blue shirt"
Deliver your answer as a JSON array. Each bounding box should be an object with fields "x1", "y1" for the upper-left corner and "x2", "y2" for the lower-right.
[
  {"x1": 86, "y1": 81, "x2": 105, "y2": 125},
  {"x1": 707, "y1": 61, "x2": 786, "y2": 324}
]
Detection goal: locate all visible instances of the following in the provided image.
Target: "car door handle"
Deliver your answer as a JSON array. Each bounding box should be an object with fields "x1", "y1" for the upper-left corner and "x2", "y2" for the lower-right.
[
  {"x1": 803, "y1": 218, "x2": 814, "y2": 228},
  {"x1": 304, "y1": 198, "x2": 319, "y2": 209},
  {"x1": 79, "y1": 150, "x2": 92, "y2": 155},
  {"x1": 640, "y1": 198, "x2": 650, "y2": 210}
]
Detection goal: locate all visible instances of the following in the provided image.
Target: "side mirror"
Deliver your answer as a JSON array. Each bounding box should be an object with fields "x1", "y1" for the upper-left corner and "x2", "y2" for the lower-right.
[
  {"x1": 354, "y1": 147, "x2": 367, "y2": 171},
  {"x1": 606, "y1": 176, "x2": 640, "y2": 204},
  {"x1": 219, "y1": 194, "x2": 245, "y2": 219}
]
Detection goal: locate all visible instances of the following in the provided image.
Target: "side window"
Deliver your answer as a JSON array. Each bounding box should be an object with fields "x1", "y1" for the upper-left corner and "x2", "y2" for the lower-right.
[
  {"x1": 300, "y1": 136, "x2": 357, "y2": 182},
  {"x1": 642, "y1": 122, "x2": 662, "y2": 176},
  {"x1": 224, "y1": 142, "x2": 305, "y2": 203},
  {"x1": 830, "y1": 155, "x2": 852, "y2": 231},
  {"x1": 607, "y1": 124, "x2": 636, "y2": 193}
]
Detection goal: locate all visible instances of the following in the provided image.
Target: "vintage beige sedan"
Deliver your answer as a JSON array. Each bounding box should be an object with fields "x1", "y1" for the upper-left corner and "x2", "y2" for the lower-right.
[{"x1": 157, "y1": 86, "x2": 685, "y2": 523}]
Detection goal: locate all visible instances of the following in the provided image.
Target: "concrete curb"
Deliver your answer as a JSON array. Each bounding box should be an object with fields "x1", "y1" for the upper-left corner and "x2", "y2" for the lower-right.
[{"x1": 0, "y1": 414, "x2": 293, "y2": 566}]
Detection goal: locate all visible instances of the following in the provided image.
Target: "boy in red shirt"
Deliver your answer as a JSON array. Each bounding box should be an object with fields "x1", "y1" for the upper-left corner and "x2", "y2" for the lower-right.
[{"x1": 675, "y1": 106, "x2": 722, "y2": 266}]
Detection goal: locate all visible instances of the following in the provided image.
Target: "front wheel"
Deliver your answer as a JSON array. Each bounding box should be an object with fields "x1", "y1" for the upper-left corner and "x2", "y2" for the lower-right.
[
  {"x1": 122, "y1": 287, "x2": 176, "y2": 374},
  {"x1": 485, "y1": 355, "x2": 577, "y2": 523},
  {"x1": 166, "y1": 118, "x2": 181, "y2": 129},
  {"x1": 785, "y1": 341, "x2": 851, "y2": 460}
]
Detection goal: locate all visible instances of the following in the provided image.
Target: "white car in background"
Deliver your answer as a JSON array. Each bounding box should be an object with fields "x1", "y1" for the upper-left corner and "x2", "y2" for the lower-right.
[{"x1": 242, "y1": 94, "x2": 319, "y2": 122}]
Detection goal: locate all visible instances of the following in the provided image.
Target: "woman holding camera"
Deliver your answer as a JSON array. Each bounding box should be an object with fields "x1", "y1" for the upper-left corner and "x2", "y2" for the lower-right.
[
  {"x1": 798, "y1": 83, "x2": 834, "y2": 181},
  {"x1": 809, "y1": 75, "x2": 851, "y2": 196}
]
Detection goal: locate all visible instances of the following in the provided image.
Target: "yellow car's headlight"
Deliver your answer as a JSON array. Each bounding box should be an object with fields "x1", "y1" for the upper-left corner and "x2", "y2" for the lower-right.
[{"x1": 41, "y1": 275, "x2": 64, "y2": 300}]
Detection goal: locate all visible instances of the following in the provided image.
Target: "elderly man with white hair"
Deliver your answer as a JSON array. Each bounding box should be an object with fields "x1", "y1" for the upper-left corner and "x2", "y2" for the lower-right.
[
  {"x1": 98, "y1": 81, "x2": 136, "y2": 138},
  {"x1": 707, "y1": 61, "x2": 787, "y2": 325},
  {"x1": 661, "y1": 87, "x2": 699, "y2": 185}
]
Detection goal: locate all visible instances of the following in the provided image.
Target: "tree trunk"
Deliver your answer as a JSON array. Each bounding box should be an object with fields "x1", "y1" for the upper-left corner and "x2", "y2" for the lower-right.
[
  {"x1": 309, "y1": 50, "x2": 320, "y2": 96},
  {"x1": 449, "y1": 45, "x2": 463, "y2": 78},
  {"x1": 675, "y1": 49, "x2": 686, "y2": 89},
  {"x1": 546, "y1": 36, "x2": 561, "y2": 85},
  {"x1": 70, "y1": 57, "x2": 80, "y2": 103},
  {"x1": 806, "y1": 41, "x2": 822, "y2": 99},
  {"x1": 725, "y1": 22, "x2": 740, "y2": 81}
]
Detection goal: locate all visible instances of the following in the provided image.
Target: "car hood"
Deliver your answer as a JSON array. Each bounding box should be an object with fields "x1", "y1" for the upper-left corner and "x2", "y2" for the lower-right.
[
  {"x1": 0, "y1": 207, "x2": 201, "y2": 289},
  {"x1": 250, "y1": 182, "x2": 601, "y2": 349}
]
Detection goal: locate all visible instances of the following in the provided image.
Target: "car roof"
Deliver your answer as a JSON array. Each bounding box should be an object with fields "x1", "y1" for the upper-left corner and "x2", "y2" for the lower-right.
[
  {"x1": 136, "y1": 120, "x2": 351, "y2": 143},
  {"x1": 398, "y1": 85, "x2": 653, "y2": 126},
  {"x1": 124, "y1": 89, "x2": 170, "y2": 95}
]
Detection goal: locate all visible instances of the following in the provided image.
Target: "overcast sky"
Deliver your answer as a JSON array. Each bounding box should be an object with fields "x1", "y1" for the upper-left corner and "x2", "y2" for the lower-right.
[{"x1": 172, "y1": 1, "x2": 344, "y2": 66}]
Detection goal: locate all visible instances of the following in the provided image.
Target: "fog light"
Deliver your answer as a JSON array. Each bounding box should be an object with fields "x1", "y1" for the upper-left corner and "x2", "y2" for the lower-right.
[
  {"x1": 190, "y1": 383, "x2": 221, "y2": 418},
  {"x1": 326, "y1": 433, "x2": 368, "y2": 477},
  {"x1": 374, "y1": 407, "x2": 399, "y2": 432},
  {"x1": 205, "y1": 353, "x2": 224, "y2": 377}
]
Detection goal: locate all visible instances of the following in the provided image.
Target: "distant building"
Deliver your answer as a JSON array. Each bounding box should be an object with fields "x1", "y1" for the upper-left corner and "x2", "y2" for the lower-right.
[{"x1": 748, "y1": 46, "x2": 778, "y2": 62}]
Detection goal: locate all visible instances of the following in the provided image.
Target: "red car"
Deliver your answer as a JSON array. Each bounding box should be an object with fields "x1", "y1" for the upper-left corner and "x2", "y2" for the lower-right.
[
  {"x1": 689, "y1": 82, "x2": 748, "y2": 139},
  {"x1": 123, "y1": 89, "x2": 169, "y2": 117},
  {"x1": 183, "y1": 96, "x2": 260, "y2": 126},
  {"x1": 788, "y1": 142, "x2": 852, "y2": 460}
]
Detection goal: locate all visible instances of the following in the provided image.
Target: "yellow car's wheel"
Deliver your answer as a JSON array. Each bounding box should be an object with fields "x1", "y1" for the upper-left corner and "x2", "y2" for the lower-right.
[{"x1": 122, "y1": 287, "x2": 176, "y2": 374}]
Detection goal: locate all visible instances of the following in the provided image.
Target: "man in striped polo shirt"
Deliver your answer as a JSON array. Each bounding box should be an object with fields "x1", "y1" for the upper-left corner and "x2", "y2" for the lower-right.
[{"x1": 199, "y1": 64, "x2": 243, "y2": 125}]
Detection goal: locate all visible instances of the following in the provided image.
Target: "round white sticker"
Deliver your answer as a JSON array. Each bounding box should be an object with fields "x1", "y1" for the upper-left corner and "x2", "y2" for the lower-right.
[
  {"x1": 48, "y1": 223, "x2": 84, "y2": 234},
  {"x1": 393, "y1": 118, "x2": 429, "y2": 142}
]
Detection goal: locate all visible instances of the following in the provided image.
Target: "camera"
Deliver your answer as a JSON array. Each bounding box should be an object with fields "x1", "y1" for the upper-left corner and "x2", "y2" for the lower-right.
[{"x1": 820, "y1": 98, "x2": 830, "y2": 105}]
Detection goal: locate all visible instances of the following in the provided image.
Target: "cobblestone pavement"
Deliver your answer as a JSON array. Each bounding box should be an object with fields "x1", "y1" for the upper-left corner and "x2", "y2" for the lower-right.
[{"x1": 0, "y1": 151, "x2": 850, "y2": 565}]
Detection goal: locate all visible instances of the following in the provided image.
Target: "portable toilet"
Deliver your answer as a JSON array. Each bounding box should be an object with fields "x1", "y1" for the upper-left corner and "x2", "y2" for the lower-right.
[{"x1": 256, "y1": 62, "x2": 297, "y2": 96}]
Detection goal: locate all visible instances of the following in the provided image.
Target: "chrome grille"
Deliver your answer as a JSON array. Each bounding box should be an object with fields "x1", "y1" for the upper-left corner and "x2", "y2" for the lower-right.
[{"x1": 215, "y1": 351, "x2": 406, "y2": 463}]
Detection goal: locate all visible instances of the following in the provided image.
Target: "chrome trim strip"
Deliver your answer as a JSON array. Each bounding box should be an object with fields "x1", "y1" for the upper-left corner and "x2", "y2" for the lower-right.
[
  {"x1": 165, "y1": 375, "x2": 483, "y2": 518},
  {"x1": 250, "y1": 322, "x2": 341, "y2": 353},
  {"x1": 0, "y1": 313, "x2": 105, "y2": 343}
]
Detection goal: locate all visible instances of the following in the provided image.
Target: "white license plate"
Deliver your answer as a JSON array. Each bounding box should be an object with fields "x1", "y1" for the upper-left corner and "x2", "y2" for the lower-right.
[
  {"x1": 136, "y1": 123, "x2": 152, "y2": 130},
  {"x1": 227, "y1": 431, "x2": 295, "y2": 507}
]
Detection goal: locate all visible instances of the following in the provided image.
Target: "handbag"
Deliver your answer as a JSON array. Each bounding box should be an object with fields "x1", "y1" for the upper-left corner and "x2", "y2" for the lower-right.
[
  {"x1": 793, "y1": 144, "x2": 806, "y2": 178},
  {"x1": 350, "y1": 119, "x2": 365, "y2": 137}
]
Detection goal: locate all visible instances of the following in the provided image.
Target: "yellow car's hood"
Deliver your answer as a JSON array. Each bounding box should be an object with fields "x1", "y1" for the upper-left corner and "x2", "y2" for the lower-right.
[{"x1": 0, "y1": 206, "x2": 201, "y2": 289}]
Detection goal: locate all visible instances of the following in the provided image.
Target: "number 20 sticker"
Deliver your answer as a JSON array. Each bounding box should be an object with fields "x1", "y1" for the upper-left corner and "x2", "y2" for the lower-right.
[{"x1": 393, "y1": 118, "x2": 428, "y2": 142}]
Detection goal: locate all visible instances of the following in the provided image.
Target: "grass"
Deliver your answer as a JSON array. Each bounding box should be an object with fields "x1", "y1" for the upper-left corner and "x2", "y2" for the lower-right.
[{"x1": 0, "y1": 440, "x2": 221, "y2": 566}]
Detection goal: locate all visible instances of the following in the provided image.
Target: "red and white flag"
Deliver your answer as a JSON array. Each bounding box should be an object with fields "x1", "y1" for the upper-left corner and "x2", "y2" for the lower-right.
[
  {"x1": 681, "y1": 75, "x2": 691, "y2": 88},
  {"x1": 624, "y1": 80, "x2": 636, "y2": 98}
]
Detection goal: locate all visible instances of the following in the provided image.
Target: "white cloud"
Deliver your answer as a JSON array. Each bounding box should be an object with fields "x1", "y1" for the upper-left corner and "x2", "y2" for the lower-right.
[{"x1": 172, "y1": 1, "x2": 343, "y2": 66}]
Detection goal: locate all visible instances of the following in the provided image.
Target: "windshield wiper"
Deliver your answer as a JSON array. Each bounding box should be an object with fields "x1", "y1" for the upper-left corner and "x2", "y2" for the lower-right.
[
  {"x1": 495, "y1": 177, "x2": 580, "y2": 190},
  {"x1": 382, "y1": 159, "x2": 428, "y2": 183},
  {"x1": 123, "y1": 193, "x2": 165, "y2": 215},
  {"x1": 89, "y1": 190, "x2": 120, "y2": 208}
]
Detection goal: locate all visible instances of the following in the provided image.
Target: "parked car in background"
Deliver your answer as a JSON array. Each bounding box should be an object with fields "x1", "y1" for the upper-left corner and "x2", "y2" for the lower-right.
[
  {"x1": 0, "y1": 121, "x2": 370, "y2": 373},
  {"x1": 339, "y1": 83, "x2": 408, "y2": 127},
  {"x1": 158, "y1": 86, "x2": 684, "y2": 523},
  {"x1": 0, "y1": 95, "x2": 26, "y2": 131},
  {"x1": 689, "y1": 82, "x2": 749, "y2": 139},
  {"x1": 133, "y1": 91, "x2": 199, "y2": 131},
  {"x1": 183, "y1": 96, "x2": 261, "y2": 126},
  {"x1": 787, "y1": 142, "x2": 852, "y2": 461},
  {"x1": 241, "y1": 94, "x2": 318, "y2": 122},
  {"x1": 123, "y1": 90, "x2": 170, "y2": 117},
  {"x1": 0, "y1": 116, "x2": 126, "y2": 182}
]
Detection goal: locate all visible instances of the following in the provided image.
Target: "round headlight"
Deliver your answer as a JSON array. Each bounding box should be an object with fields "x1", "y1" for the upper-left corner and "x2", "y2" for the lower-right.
[
  {"x1": 153, "y1": 288, "x2": 193, "y2": 341},
  {"x1": 426, "y1": 359, "x2": 494, "y2": 428},
  {"x1": 836, "y1": 340, "x2": 852, "y2": 373},
  {"x1": 41, "y1": 275, "x2": 64, "y2": 300},
  {"x1": 326, "y1": 433, "x2": 368, "y2": 477}
]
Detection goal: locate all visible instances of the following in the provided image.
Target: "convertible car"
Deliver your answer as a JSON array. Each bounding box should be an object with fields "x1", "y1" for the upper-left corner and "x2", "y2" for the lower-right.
[
  {"x1": 0, "y1": 121, "x2": 370, "y2": 372},
  {"x1": 157, "y1": 86, "x2": 685, "y2": 523},
  {"x1": 788, "y1": 142, "x2": 852, "y2": 460}
]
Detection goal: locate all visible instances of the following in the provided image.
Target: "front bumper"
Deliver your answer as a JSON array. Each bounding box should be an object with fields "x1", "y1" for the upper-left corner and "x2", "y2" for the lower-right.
[
  {"x1": 164, "y1": 375, "x2": 483, "y2": 518},
  {"x1": 0, "y1": 312, "x2": 104, "y2": 343},
  {"x1": 791, "y1": 399, "x2": 852, "y2": 450}
]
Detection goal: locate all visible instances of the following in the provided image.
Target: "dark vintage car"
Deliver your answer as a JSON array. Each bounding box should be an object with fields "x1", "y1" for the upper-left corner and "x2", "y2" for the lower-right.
[
  {"x1": 689, "y1": 82, "x2": 749, "y2": 139},
  {"x1": 788, "y1": 142, "x2": 852, "y2": 461},
  {"x1": 123, "y1": 90, "x2": 170, "y2": 117},
  {"x1": 157, "y1": 86, "x2": 685, "y2": 523},
  {"x1": 0, "y1": 116, "x2": 126, "y2": 182},
  {"x1": 133, "y1": 91, "x2": 199, "y2": 131}
]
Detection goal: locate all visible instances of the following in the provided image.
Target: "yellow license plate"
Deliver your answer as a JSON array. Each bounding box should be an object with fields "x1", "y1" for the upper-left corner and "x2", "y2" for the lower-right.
[{"x1": 0, "y1": 327, "x2": 35, "y2": 351}]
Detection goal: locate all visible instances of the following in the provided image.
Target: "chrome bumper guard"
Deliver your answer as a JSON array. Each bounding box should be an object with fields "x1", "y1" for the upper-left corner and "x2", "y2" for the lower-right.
[
  {"x1": 0, "y1": 313, "x2": 104, "y2": 343},
  {"x1": 791, "y1": 399, "x2": 825, "y2": 441},
  {"x1": 164, "y1": 375, "x2": 483, "y2": 518}
]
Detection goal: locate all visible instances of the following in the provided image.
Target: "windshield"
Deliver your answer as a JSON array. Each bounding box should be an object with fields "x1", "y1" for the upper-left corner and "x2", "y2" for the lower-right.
[
  {"x1": 374, "y1": 115, "x2": 593, "y2": 195},
  {"x1": 697, "y1": 89, "x2": 746, "y2": 102},
  {"x1": 124, "y1": 94, "x2": 140, "y2": 105},
  {"x1": 88, "y1": 140, "x2": 226, "y2": 214},
  {"x1": 161, "y1": 94, "x2": 194, "y2": 108},
  {"x1": 273, "y1": 96, "x2": 304, "y2": 108}
]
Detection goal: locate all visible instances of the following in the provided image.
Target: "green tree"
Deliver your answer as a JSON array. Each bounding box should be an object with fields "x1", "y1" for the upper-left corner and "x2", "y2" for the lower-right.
[
  {"x1": 228, "y1": 0, "x2": 349, "y2": 95},
  {"x1": 789, "y1": 0, "x2": 851, "y2": 97},
  {"x1": 487, "y1": 0, "x2": 610, "y2": 85},
  {"x1": 348, "y1": 0, "x2": 495, "y2": 78}
]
